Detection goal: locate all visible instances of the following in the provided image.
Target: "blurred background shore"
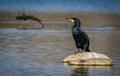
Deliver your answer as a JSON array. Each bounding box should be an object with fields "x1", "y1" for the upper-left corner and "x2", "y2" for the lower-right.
[{"x1": 0, "y1": 11, "x2": 120, "y2": 29}]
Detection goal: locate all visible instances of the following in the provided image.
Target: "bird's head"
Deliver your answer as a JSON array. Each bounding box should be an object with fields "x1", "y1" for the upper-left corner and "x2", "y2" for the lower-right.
[
  {"x1": 66, "y1": 18, "x2": 81, "y2": 28},
  {"x1": 66, "y1": 18, "x2": 75, "y2": 23},
  {"x1": 66, "y1": 18, "x2": 80, "y2": 23}
]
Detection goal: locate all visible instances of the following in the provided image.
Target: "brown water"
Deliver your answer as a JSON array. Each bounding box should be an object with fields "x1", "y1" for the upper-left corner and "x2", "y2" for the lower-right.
[{"x1": 0, "y1": 26, "x2": 120, "y2": 76}]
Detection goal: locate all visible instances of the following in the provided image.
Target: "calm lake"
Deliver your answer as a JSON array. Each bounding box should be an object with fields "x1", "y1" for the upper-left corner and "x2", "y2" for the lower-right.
[{"x1": 0, "y1": 26, "x2": 120, "y2": 76}]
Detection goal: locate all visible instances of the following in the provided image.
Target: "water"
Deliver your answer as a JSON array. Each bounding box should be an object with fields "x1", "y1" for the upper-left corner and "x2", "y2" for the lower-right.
[
  {"x1": 0, "y1": 0, "x2": 120, "y2": 13},
  {"x1": 0, "y1": 27, "x2": 120, "y2": 76}
]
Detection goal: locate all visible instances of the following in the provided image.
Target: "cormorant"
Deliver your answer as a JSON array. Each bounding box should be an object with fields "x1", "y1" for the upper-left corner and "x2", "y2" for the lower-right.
[{"x1": 67, "y1": 18, "x2": 90, "y2": 53}]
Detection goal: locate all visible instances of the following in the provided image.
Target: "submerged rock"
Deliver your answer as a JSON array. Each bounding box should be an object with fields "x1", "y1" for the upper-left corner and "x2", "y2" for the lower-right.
[{"x1": 63, "y1": 52, "x2": 112, "y2": 66}]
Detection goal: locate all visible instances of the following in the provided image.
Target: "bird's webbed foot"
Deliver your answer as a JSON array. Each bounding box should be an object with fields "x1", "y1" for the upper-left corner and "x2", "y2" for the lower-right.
[{"x1": 79, "y1": 49, "x2": 83, "y2": 53}]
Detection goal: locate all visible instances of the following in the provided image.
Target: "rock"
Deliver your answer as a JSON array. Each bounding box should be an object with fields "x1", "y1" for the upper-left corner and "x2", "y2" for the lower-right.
[{"x1": 63, "y1": 52, "x2": 112, "y2": 66}]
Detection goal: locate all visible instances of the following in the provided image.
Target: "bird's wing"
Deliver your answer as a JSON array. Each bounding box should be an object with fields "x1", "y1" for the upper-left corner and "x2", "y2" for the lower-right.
[{"x1": 80, "y1": 30, "x2": 89, "y2": 42}]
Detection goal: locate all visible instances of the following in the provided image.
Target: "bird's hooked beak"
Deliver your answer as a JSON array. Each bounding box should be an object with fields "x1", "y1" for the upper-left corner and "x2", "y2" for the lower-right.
[{"x1": 66, "y1": 18, "x2": 75, "y2": 23}]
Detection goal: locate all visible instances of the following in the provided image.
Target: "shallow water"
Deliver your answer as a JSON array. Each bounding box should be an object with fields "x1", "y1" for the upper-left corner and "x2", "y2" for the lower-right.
[{"x1": 0, "y1": 27, "x2": 120, "y2": 76}]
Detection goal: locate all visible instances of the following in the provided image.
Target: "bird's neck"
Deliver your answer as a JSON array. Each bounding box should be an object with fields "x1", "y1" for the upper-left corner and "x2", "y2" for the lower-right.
[{"x1": 73, "y1": 22, "x2": 81, "y2": 29}]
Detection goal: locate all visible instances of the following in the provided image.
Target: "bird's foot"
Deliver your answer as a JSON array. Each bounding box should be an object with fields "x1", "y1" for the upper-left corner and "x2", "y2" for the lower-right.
[
  {"x1": 80, "y1": 51, "x2": 83, "y2": 53},
  {"x1": 78, "y1": 49, "x2": 83, "y2": 53}
]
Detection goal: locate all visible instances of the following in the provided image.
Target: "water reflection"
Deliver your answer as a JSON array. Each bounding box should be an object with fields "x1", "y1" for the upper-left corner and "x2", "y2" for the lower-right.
[
  {"x1": 70, "y1": 66, "x2": 112, "y2": 76},
  {"x1": 70, "y1": 67, "x2": 89, "y2": 76}
]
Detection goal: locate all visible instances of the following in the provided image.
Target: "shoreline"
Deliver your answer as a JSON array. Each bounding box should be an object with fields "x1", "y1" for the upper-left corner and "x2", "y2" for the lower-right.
[{"x1": 0, "y1": 11, "x2": 120, "y2": 28}]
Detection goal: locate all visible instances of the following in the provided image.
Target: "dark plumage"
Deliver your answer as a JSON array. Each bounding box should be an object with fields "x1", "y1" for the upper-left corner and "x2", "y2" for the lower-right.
[{"x1": 67, "y1": 18, "x2": 90, "y2": 53}]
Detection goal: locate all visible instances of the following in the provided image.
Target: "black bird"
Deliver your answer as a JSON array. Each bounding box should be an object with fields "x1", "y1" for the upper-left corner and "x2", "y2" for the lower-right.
[{"x1": 67, "y1": 18, "x2": 90, "y2": 53}]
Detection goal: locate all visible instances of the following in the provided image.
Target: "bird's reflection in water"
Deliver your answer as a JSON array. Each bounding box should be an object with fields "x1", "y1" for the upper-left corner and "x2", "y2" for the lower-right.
[
  {"x1": 70, "y1": 66, "x2": 89, "y2": 76},
  {"x1": 69, "y1": 65, "x2": 112, "y2": 76}
]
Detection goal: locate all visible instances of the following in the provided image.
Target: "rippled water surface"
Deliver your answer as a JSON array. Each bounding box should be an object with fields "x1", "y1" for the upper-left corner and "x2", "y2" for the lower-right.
[{"x1": 0, "y1": 27, "x2": 120, "y2": 76}]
